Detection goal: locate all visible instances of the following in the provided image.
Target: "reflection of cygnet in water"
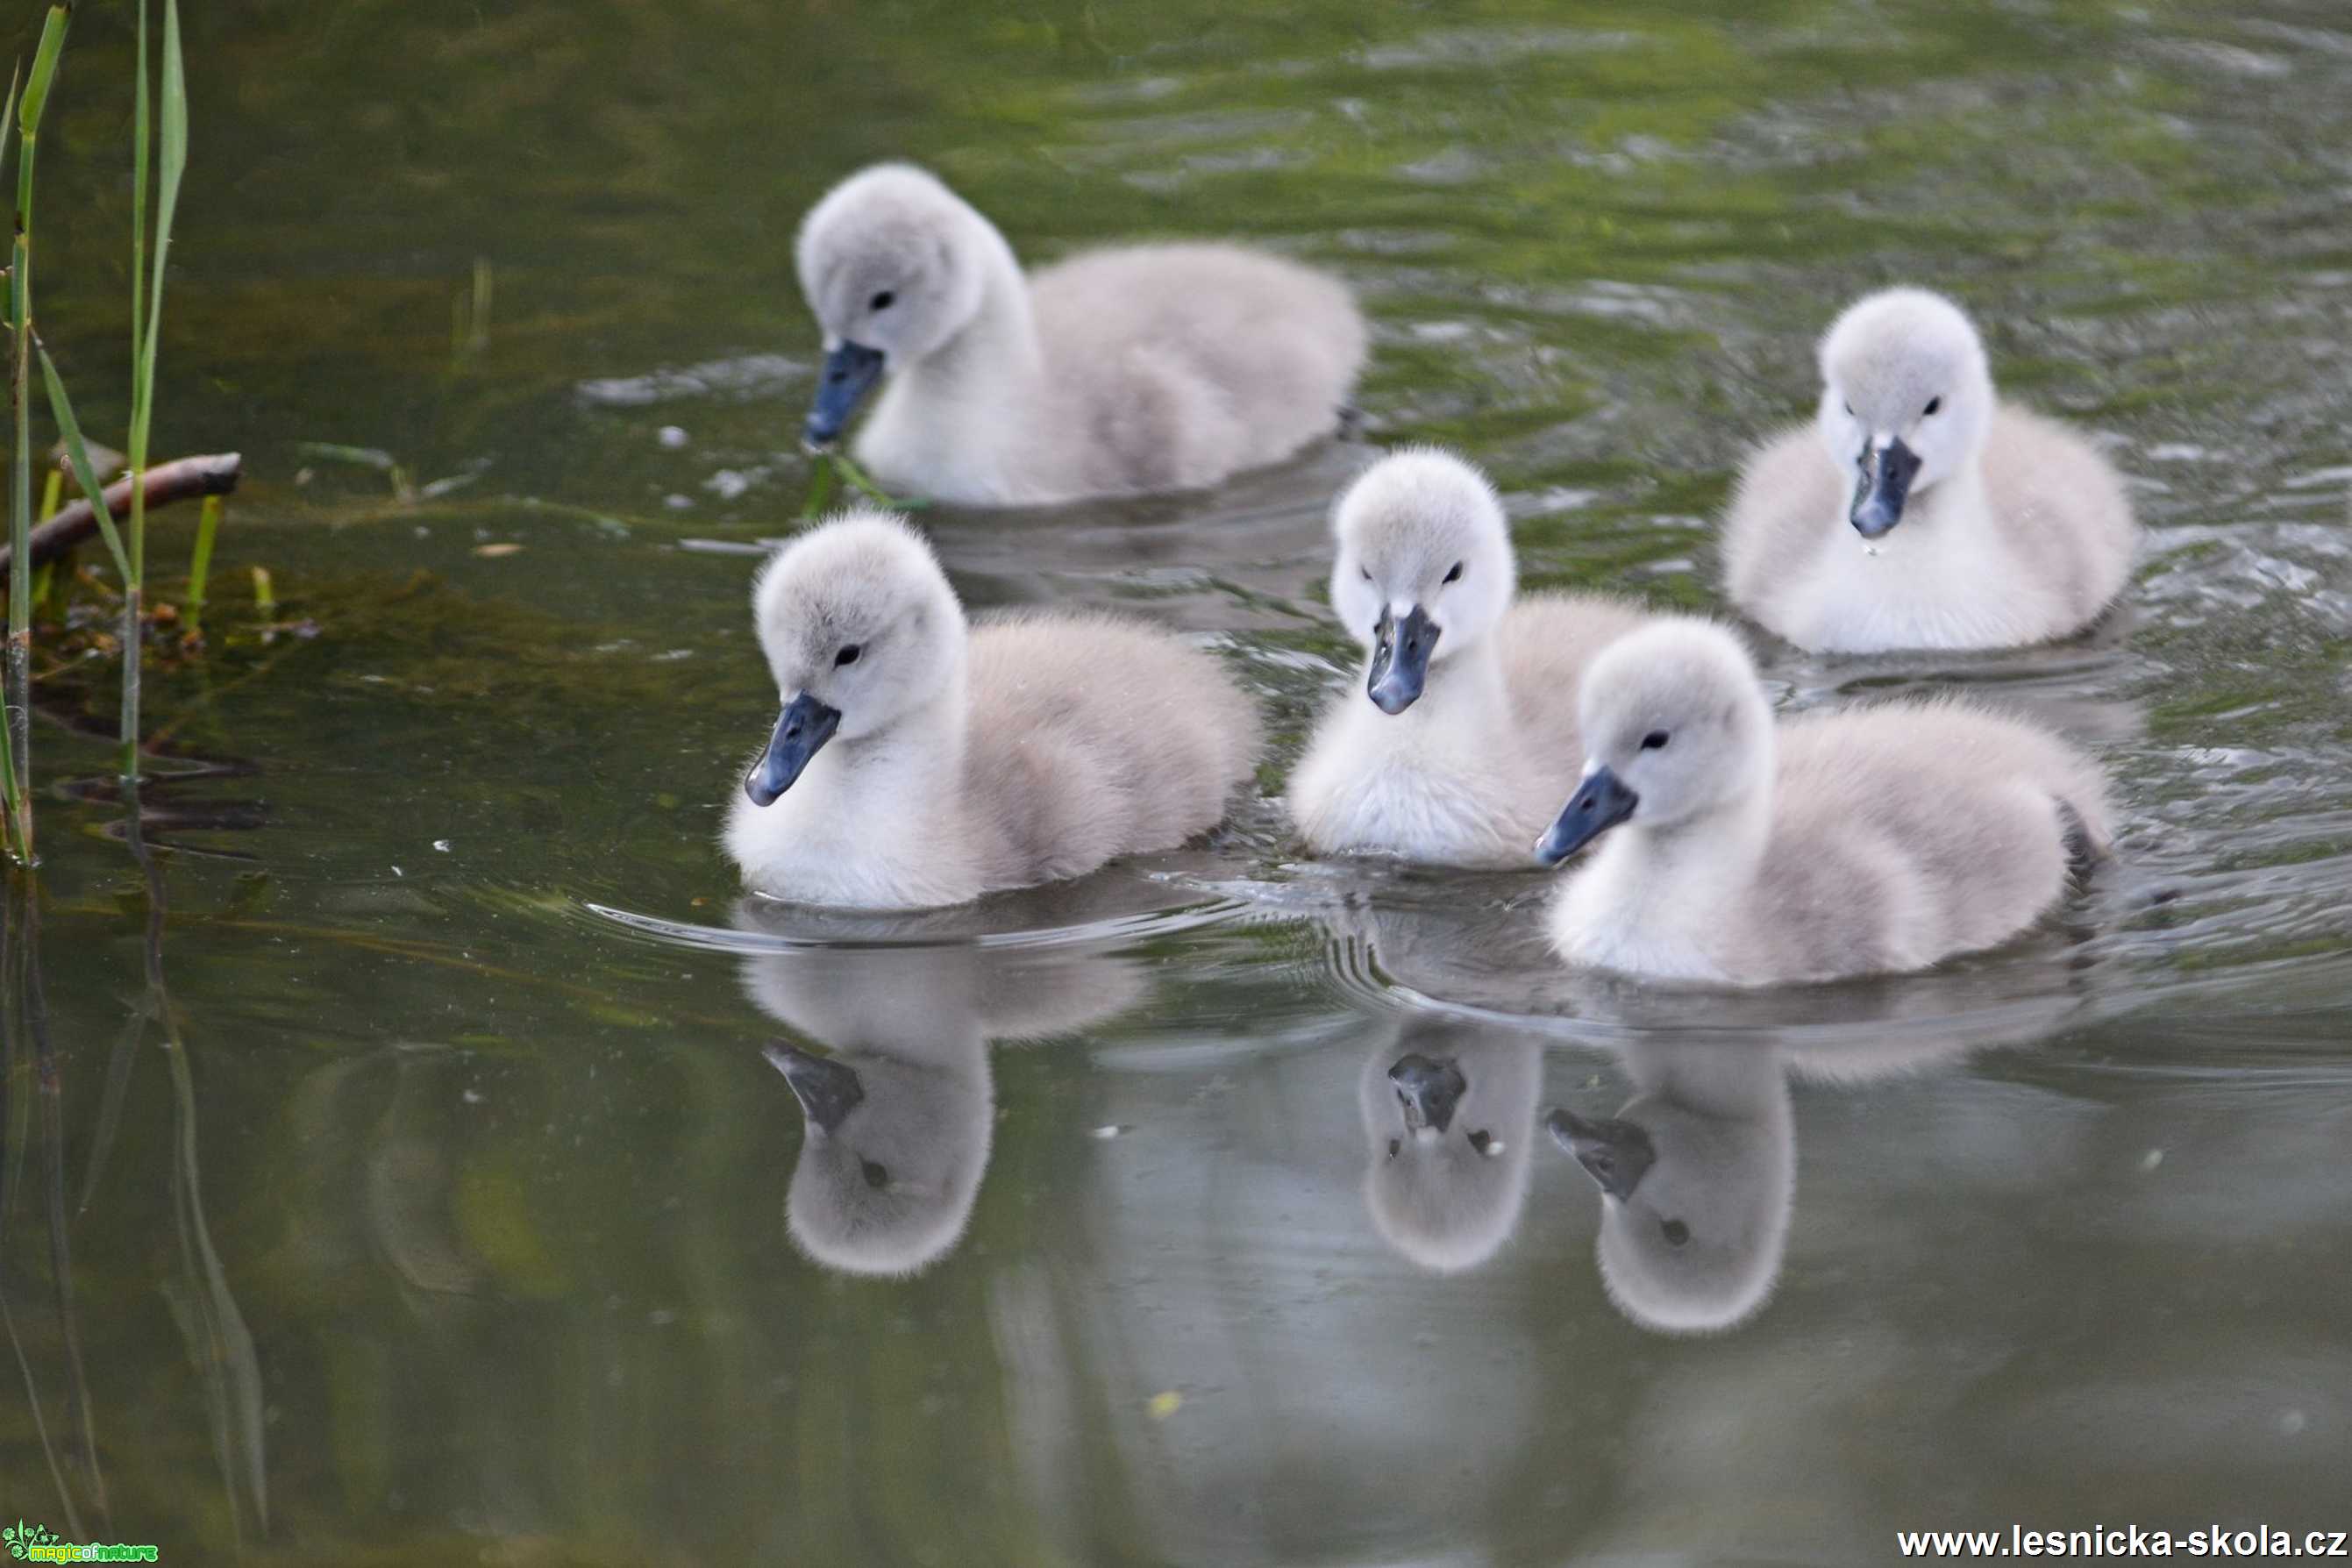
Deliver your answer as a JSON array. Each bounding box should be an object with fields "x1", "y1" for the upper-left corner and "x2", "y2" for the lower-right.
[
  {"x1": 1360, "y1": 1018, "x2": 1543, "y2": 1273},
  {"x1": 1548, "y1": 1033, "x2": 2004, "y2": 1335},
  {"x1": 1548, "y1": 1042, "x2": 1794, "y2": 1335},
  {"x1": 738, "y1": 901, "x2": 1144, "y2": 1279},
  {"x1": 764, "y1": 1014, "x2": 987, "y2": 1279}
]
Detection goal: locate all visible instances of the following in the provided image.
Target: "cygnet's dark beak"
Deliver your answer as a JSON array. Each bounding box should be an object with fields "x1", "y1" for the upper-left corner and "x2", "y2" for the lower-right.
[
  {"x1": 1389, "y1": 1052, "x2": 1467, "y2": 1135},
  {"x1": 1535, "y1": 766, "x2": 1638, "y2": 866},
  {"x1": 765, "y1": 1042, "x2": 866, "y2": 1134},
  {"x1": 1547, "y1": 1108, "x2": 1656, "y2": 1201},
  {"x1": 745, "y1": 690, "x2": 843, "y2": 807},
  {"x1": 1850, "y1": 436, "x2": 1922, "y2": 539},
  {"x1": 803, "y1": 339, "x2": 886, "y2": 450},
  {"x1": 1366, "y1": 603, "x2": 1439, "y2": 715}
]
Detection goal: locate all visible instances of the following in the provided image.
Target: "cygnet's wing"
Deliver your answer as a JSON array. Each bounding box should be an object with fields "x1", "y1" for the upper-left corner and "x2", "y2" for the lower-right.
[
  {"x1": 1981, "y1": 403, "x2": 2140, "y2": 637},
  {"x1": 965, "y1": 611, "x2": 1260, "y2": 888}
]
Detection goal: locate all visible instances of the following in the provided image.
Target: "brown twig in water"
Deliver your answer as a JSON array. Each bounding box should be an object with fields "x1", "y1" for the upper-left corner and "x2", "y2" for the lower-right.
[{"x1": 0, "y1": 453, "x2": 241, "y2": 584}]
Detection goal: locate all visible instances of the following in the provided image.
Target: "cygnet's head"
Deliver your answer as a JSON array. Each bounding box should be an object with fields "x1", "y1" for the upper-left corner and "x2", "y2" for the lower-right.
[
  {"x1": 1327, "y1": 448, "x2": 1518, "y2": 715},
  {"x1": 1814, "y1": 288, "x2": 1996, "y2": 539},
  {"x1": 795, "y1": 163, "x2": 997, "y2": 445},
  {"x1": 1359, "y1": 1022, "x2": 1541, "y2": 1273},
  {"x1": 766, "y1": 1039, "x2": 993, "y2": 1279},
  {"x1": 743, "y1": 510, "x2": 966, "y2": 807},
  {"x1": 1546, "y1": 1052, "x2": 1793, "y2": 1334},
  {"x1": 1536, "y1": 619, "x2": 1771, "y2": 864}
]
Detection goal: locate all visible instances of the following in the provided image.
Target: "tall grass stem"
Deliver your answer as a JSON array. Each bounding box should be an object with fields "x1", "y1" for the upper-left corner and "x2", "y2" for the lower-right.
[
  {"x1": 117, "y1": 0, "x2": 189, "y2": 783},
  {"x1": 7, "y1": 13, "x2": 73, "y2": 864}
]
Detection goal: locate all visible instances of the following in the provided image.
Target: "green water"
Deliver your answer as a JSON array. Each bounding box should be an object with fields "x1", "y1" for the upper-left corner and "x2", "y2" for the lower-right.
[{"x1": 4, "y1": 0, "x2": 2350, "y2": 1561}]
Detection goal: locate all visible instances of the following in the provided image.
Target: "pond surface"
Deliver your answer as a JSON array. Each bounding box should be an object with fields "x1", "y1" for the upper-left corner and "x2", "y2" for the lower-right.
[{"x1": 5, "y1": 0, "x2": 2352, "y2": 1561}]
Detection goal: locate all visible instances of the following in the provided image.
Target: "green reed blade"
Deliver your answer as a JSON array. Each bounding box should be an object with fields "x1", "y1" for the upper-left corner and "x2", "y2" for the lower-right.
[
  {"x1": 1, "y1": 63, "x2": 21, "y2": 206},
  {"x1": 131, "y1": 0, "x2": 148, "y2": 388},
  {"x1": 185, "y1": 493, "x2": 220, "y2": 638},
  {"x1": 37, "y1": 339, "x2": 133, "y2": 583},
  {"x1": 47, "y1": 323, "x2": 144, "y2": 786},
  {"x1": 0, "y1": 715, "x2": 20, "y2": 859},
  {"x1": 17, "y1": 8, "x2": 67, "y2": 139},
  {"x1": 834, "y1": 450, "x2": 925, "y2": 510},
  {"x1": 141, "y1": 0, "x2": 186, "y2": 419},
  {"x1": 128, "y1": 0, "x2": 186, "y2": 567},
  {"x1": 799, "y1": 451, "x2": 837, "y2": 518}
]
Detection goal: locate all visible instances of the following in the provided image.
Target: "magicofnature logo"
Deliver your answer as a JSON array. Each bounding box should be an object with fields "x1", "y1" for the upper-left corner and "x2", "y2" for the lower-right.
[{"x1": 2, "y1": 1521, "x2": 157, "y2": 1563}]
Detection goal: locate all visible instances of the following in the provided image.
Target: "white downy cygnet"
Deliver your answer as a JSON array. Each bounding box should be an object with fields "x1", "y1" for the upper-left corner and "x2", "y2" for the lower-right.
[
  {"x1": 795, "y1": 163, "x2": 1368, "y2": 506},
  {"x1": 1723, "y1": 287, "x2": 2138, "y2": 652},
  {"x1": 725, "y1": 510, "x2": 1261, "y2": 909},
  {"x1": 1538, "y1": 618, "x2": 2113, "y2": 986},
  {"x1": 1286, "y1": 448, "x2": 1653, "y2": 866},
  {"x1": 1358, "y1": 1017, "x2": 1543, "y2": 1274},
  {"x1": 740, "y1": 903, "x2": 1147, "y2": 1279},
  {"x1": 1547, "y1": 1040, "x2": 1793, "y2": 1335}
]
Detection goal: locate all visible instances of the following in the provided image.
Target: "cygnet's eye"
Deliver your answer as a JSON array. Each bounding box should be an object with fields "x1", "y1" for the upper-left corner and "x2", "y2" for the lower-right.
[
  {"x1": 835, "y1": 644, "x2": 862, "y2": 667},
  {"x1": 861, "y1": 1158, "x2": 890, "y2": 1190},
  {"x1": 1661, "y1": 1218, "x2": 1690, "y2": 1246},
  {"x1": 1360, "y1": 566, "x2": 1373, "y2": 583},
  {"x1": 1922, "y1": 396, "x2": 1942, "y2": 417},
  {"x1": 1843, "y1": 400, "x2": 1856, "y2": 417},
  {"x1": 1468, "y1": 1129, "x2": 1496, "y2": 1157},
  {"x1": 1640, "y1": 730, "x2": 1671, "y2": 751},
  {"x1": 1443, "y1": 560, "x2": 1465, "y2": 584},
  {"x1": 1386, "y1": 1137, "x2": 1401, "y2": 1160},
  {"x1": 868, "y1": 290, "x2": 896, "y2": 312}
]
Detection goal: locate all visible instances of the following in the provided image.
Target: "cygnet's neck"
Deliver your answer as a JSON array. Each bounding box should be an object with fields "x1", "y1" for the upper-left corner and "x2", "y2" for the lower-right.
[
  {"x1": 1901, "y1": 452, "x2": 1992, "y2": 535},
  {"x1": 821, "y1": 671, "x2": 972, "y2": 820},
  {"x1": 1616, "y1": 748, "x2": 1776, "y2": 907},
  {"x1": 903, "y1": 215, "x2": 1044, "y2": 413},
  {"x1": 1387, "y1": 635, "x2": 1513, "y2": 742}
]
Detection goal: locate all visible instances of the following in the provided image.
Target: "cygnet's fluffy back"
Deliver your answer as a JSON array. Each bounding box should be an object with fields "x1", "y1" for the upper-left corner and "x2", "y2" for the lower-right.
[
  {"x1": 1030, "y1": 243, "x2": 1368, "y2": 496},
  {"x1": 1766, "y1": 698, "x2": 2113, "y2": 966},
  {"x1": 964, "y1": 612, "x2": 1262, "y2": 888}
]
